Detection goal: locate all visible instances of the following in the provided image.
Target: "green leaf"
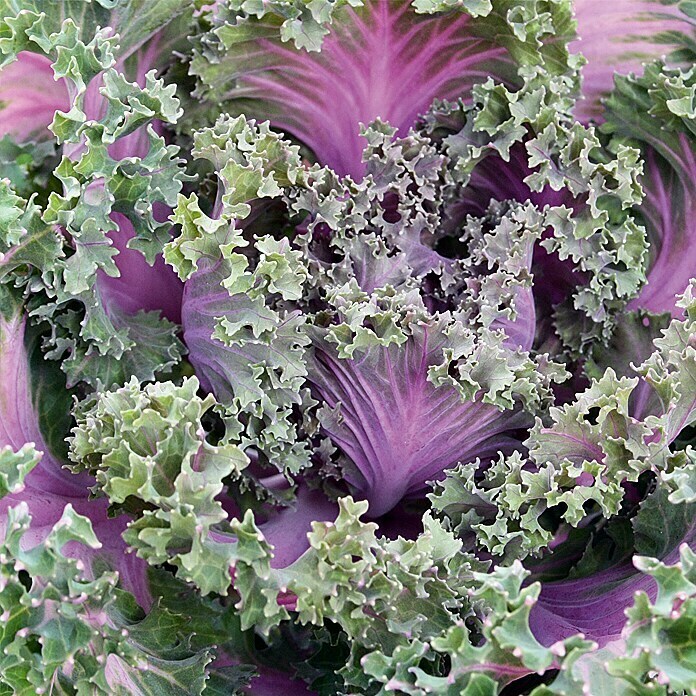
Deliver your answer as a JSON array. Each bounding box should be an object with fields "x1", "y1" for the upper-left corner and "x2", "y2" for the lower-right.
[
  {"x1": 432, "y1": 282, "x2": 696, "y2": 560},
  {"x1": 70, "y1": 377, "x2": 249, "y2": 594},
  {"x1": 50, "y1": 305, "x2": 185, "y2": 389},
  {"x1": 608, "y1": 545, "x2": 696, "y2": 693},
  {"x1": 0, "y1": 504, "x2": 212, "y2": 695},
  {"x1": 0, "y1": 444, "x2": 40, "y2": 500},
  {"x1": 0, "y1": 0, "x2": 191, "y2": 65},
  {"x1": 0, "y1": 12, "x2": 189, "y2": 388}
]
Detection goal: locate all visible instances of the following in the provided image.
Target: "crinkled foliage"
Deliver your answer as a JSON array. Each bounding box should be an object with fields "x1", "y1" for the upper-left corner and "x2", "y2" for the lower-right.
[{"x1": 0, "y1": 0, "x2": 694, "y2": 694}]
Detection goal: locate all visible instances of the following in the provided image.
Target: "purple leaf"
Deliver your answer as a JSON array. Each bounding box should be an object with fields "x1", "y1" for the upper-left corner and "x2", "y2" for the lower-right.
[
  {"x1": 308, "y1": 324, "x2": 528, "y2": 517},
  {"x1": 628, "y1": 141, "x2": 696, "y2": 316},
  {"x1": 530, "y1": 561, "x2": 655, "y2": 647},
  {"x1": 243, "y1": 668, "x2": 316, "y2": 696},
  {"x1": 97, "y1": 211, "x2": 183, "y2": 323},
  {"x1": 451, "y1": 145, "x2": 572, "y2": 219},
  {"x1": 531, "y1": 463, "x2": 696, "y2": 648},
  {"x1": 0, "y1": 52, "x2": 69, "y2": 141},
  {"x1": 201, "y1": 3, "x2": 512, "y2": 177},
  {"x1": 261, "y1": 488, "x2": 339, "y2": 570}
]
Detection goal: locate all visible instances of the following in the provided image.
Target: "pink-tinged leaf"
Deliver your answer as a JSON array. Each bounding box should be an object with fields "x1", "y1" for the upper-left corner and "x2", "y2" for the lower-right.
[
  {"x1": 0, "y1": 48, "x2": 157, "y2": 154},
  {"x1": 0, "y1": 310, "x2": 152, "y2": 608},
  {"x1": 0, "y1": 52, "x2": 69, "y2": 141},
  {"x1": 0, "y1": 45, "x2": 184, "y2": 322},
  {"x1": 198, "y1": 2, "x2": 512, "y2": 177},
  {"x1": 603, "y1": 65, "x2": 696, "y2": 317},
  {"x1": 81, "y1": 37, "x2": 170, "y2": 160},
  {"x1": 81, "y1": 47, "x2": 185, "y2": 324},
  {"x1": 572, "y1": 0, "x2": 689, "y2": 121},
  {"x1": 0, "y1": 312, "x2": 88, "y2": 498},
  {"x1": 628, "y1": 140, "x2": 696, "y2": 316}
]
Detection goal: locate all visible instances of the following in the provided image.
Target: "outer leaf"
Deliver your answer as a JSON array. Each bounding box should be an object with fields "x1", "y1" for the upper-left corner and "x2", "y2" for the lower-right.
[
  {"x1": 70, "y1": 377, "x2": 339, "y2": 597},
  {"x1": 0, "y1": 9, "x2": 188, "y2": 387},
  {"x1": 208, "y1": 497, "x2": 596, "y2": 695},
  {"x1": 432, "y1": 282, "x2": 696, "y2": 559},
  {"x1": 191, "y1": 0, "x2": 577, "y2": 177},
  {"x1": 183, "y1": 256, "x2": 314, "y2": 475},
  {"x1": 0, "y1": 0, "x2": 192, "y2": 66},
  {"x1": 70, "y1": 377, "x2": 248, "y2": 593},
  {"x1": 532, "y1": 464, "x2": 696, "y2": 695},
  {"x1": 604, "y1": 62, "x2": 696, "y2": 316},
  {"x1": 0, "y1": 504, "x2": 212, "y2": 695},
  {"x1": 532, "y1": 475, "x2": 695, "y2": 645},
  {"x1": 0, "y1": 290, "x2": 152, "y2": 606},
  {"x1": 0, "y1": 52, "x2": 69, "y2": 141},
  {"x1": 608, "y1": 545, "x2": 696, "y2": 693}
]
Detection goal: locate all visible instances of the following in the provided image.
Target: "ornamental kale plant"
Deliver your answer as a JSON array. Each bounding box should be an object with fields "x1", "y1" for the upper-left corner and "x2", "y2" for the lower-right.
[{"x1": 0, "y1": 0, "x2": 694, "y2": 693}]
